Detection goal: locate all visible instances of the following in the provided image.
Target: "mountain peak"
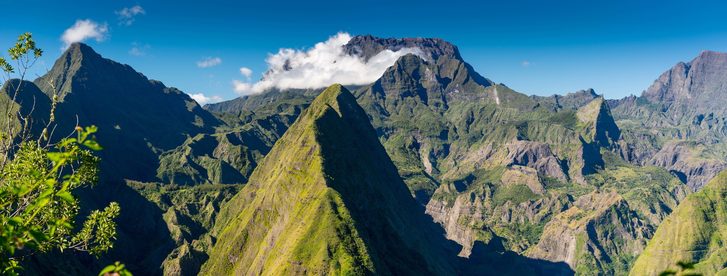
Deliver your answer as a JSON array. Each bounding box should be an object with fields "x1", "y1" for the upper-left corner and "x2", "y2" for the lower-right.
[
  {"x1": 202, "y1": 83, "x2": 459, "y2": 275},
  {"x1": 641, "y1": 49, "x2": 727, "y2": 114},
  {"x1": 344, "y1": 35, "x2": 461, "y2": 61},
  {"x1": 577, "y1": 97, "x2": 621, "y2": 147},
  {"x1": 63, "y1": 42, "x2": 100, "y2": 58},
  {"x1": 696, "y1": 49, "x2": 727, "y2": 60}
]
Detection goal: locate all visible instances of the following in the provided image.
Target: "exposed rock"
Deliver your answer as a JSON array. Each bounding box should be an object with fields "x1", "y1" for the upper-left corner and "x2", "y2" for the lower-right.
[
  {"x1": 648, "y1": 141, "x2": 727, "y2": 189},
  {"x1": 527, "y1": 191, "x2": 650, "y2": 273},
  {"x1": 504, "y1": 140, "x2": 569, "y2": 182},
  {"x1": 343, "y1": 35, "x2": 462, "y2": 62}
]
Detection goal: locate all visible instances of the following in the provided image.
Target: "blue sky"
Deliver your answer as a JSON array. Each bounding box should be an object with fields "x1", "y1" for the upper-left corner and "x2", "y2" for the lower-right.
[{"x1": 3, "y1": 0, "x2": 727, "y2": 102}]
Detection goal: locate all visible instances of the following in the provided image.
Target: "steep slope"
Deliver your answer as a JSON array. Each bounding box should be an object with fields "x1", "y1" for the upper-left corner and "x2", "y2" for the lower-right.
[
  {"x1": 0, "y1": 80, "x2": 52, "y2": 140},
  {"x1": 33, "y1": 42, "x2": 220, "y2": 182},
  {"x1": 611, "y1": 50, "x2": 727, "y2": 189},
  {"x1": 203, "y1": 35, "x2": 687, "y2": 275},
  {"x1": 630, "y1": 170, "x2": 727, "y2": 275},
  {"x1": 201, "y1": 84, "x2": 459, "y2": 275},
  {"x1": 9, "y1": 43, "x2": 225, "y2": 274}
]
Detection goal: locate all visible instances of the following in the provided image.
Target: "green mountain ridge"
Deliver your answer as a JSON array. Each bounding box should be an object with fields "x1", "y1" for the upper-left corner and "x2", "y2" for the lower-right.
[
  {"x1": 201, "y1": 84, "x2": 461, "y2": 275},
  {"x1": 200, "y1": 36, "x2": 696, "y2": 275},
  {"x1": 5, "y1": 36, "x2": 727, "y2": 275},
  {"x1": 630, "y1": 170, "x2": 727, "y2": 275}
]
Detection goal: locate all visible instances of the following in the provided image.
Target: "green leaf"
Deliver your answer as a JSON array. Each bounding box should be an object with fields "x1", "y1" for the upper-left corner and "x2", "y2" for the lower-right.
[
  {"x1": 98, "y1": 265, "x2": 116, "y2": 275},
  {"x1": 46, "y1": 152, "x2": 64, "y2": 162},
  {"x1": 82, "y1": 140, "x2": 103, "y2": 151},
  {"x1": 56, "y1": 191, "x2": 74, "y2": 203}
]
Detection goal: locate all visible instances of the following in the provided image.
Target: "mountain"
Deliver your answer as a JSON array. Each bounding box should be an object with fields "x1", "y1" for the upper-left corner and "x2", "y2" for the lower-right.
[
  {"x1": 343, "y1": 35, "x2": 463, "y2": 62},
  {"x1": 630, "y1": 170, "x2": 727, "y2": 275},
  {"x1": 611, "y1": 50, "x2": 727, "y2": 189},
  {"x1": 0, "y1": 79, "x2": 52, "y2": 140},
  {"x1": 5, "y1": 36, "x2": 715, "y2": 275},
  {"x1": 202, "y1": 35, "x2": 693, "y2": 275},
  {"x1": 7, "y1": 43, "x2": 226, "y2": 274},
  {"x1": 34, "y1": 42, "x2": 221, "y2": 182},
  {"x1": 200, "y1": 84, "x2": 461, "y2": 275}
]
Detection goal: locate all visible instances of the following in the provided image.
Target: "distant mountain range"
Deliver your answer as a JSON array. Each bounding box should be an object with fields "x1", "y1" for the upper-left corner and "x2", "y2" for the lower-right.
[{"x1": 4, "y1": 35, "x2": 727, "y2": 275}]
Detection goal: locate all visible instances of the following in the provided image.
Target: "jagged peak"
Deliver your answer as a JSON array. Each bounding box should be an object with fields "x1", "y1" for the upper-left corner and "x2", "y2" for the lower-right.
[
  {"x1": 344, "y1": 34, "x2": 462, "y2": 61},
  {"x1": 306, "y1": 83, "x2": 356, "y2": 116},
  {"x1": 577, "y1": 97, "x2": 621, "y2": 146},
  {"x1": 576, "y1": 97, "x2": 607, "y2": 123},
  {"x1": 63, "y1": 42, "x2": 101, "y2": 58},
  {"x1": 695, "y1": 49, "x2": 727, "y2": 60}
]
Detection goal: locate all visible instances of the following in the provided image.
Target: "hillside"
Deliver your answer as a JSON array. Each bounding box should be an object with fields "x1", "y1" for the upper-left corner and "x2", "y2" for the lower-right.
[
  {"x1": 5, "y1": 36, "x2": 720, "y2": 275},
  {"x1": 202, "y1": 35, "x2": 695, "y2": 275},
  {"x1": 201, "y1": 84, "x2": 460, "y2": 275},
  {"x1": 630, "y1": 170, "x2": 727, "y2": 275}
]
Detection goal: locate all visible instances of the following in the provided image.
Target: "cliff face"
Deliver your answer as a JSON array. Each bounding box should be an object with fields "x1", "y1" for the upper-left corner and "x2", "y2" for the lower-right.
[{"x1": 612, "y1": 50, "x2": 727, "y2": 190}]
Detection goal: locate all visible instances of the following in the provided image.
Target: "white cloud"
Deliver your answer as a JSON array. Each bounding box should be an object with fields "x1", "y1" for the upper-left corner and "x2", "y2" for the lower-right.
[
  {"x1": 189, "y1": 93, "x2": 222, "y2": 105},
  {"x1": 239, "y1": 67, "x2": 253, "y2": 79},
  {"x1": 232, "y1": 32, "x2": 423, "y2": 95},
  {"x1": 521, "y1": 60, "x2": 531, "y2": 67},
  {"x1": 61, "y1": 19, "x2": 109, "y2": 50},
  {"x1": 129, "y1": 43, "x2": 150, "y2": 56},
  {"x1": 116, "y1": 5, "x2": 145, "y2": 26},
  {"x1": 197, "y1": 57, "x2": 222, "y2": 68}
]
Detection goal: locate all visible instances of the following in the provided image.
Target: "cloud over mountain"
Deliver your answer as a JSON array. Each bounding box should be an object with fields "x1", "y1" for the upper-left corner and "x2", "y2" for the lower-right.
[
  {"x1": 61, "y1": 19, "x2": 108, "y2": 49},
  {"x1": 232, "y1": 32, "x2": 423, "y2": 95},
  {"x1": 189, "y1": 93, "x2": 222, "y2": 105}
]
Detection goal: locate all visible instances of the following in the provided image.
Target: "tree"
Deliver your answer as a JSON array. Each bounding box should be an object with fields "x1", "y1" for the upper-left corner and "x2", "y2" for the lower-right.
[{"x1": 0, "y1": 33, "x2": 121, "y2": 275}]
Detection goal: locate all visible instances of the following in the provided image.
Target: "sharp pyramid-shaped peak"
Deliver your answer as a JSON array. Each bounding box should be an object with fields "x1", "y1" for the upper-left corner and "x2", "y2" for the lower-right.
[
  {"x1": 307, "y1": 83, "x2": 355, "y2": 114},
  {"x1": 577, "y1": 97, "x2": 621, "y2": 147},
  {"x1": 35, "y1": 42, "x2": 154, "y2": 100},
  {"x1": 63, "y1": 42, "x2": 103, "y2": 61},
  {"x1": 202, "y1": 83, "x2": 459, "y2": 275},
  {"x1": 26, "y1": 41, "x2": 219, "y2": 182},
  {"x1": 576, "y1": 97, "x2": 607, "y2": 123}
]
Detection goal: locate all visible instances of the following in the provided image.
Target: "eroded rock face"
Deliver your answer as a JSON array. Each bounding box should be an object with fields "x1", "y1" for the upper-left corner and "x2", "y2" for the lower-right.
[
  {"x1": 527, "y1": 190, "x2": 677, "y2": 275},
  {"x1": 528, "y1": 192, "x2": 640, "y2": 267},
  {"x1": 425, "y1": 186, "x2": 571, "y2": 256},
  {"x1": 611, "y1": 50, "x2": 727, "y2": 190},
  {"x1": 504, "y1": 140, "x2": 569, "y2": 183},
  {"x1": 648, "y1": 141, "x2": 727, "y2": 189}
]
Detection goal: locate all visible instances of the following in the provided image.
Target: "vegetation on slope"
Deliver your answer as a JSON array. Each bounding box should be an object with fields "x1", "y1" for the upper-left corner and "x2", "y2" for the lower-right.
[
  {"x1": 201, "y1": 84, "x2": 461, "y2": 275},
  {"x1": 631, "y1": 170, "x2": 727, "y2": 275}
]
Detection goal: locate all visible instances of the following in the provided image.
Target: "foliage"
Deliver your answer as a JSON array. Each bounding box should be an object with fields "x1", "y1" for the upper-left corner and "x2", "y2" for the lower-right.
[
  {"x1": 0, "y1": 126, "x2": 119, "y2": 274},
  {"x1": 0, "y1": 33, "x2": 120, "y2": 275},
  {"x1": 98, "y1": 261, "x2": 132, "y2": 276}
]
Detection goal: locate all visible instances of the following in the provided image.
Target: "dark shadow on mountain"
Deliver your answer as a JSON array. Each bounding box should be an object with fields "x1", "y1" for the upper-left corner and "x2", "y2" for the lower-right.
[
  {"x1": 91, "y1": 180, "x2": 174, "y2": 276},
  {"x1": 464, "y1": 240, "x2": 574, "y2": 275},
  {"x1": 315, "y1": 89, "x2": 574, "y2": 275}
]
